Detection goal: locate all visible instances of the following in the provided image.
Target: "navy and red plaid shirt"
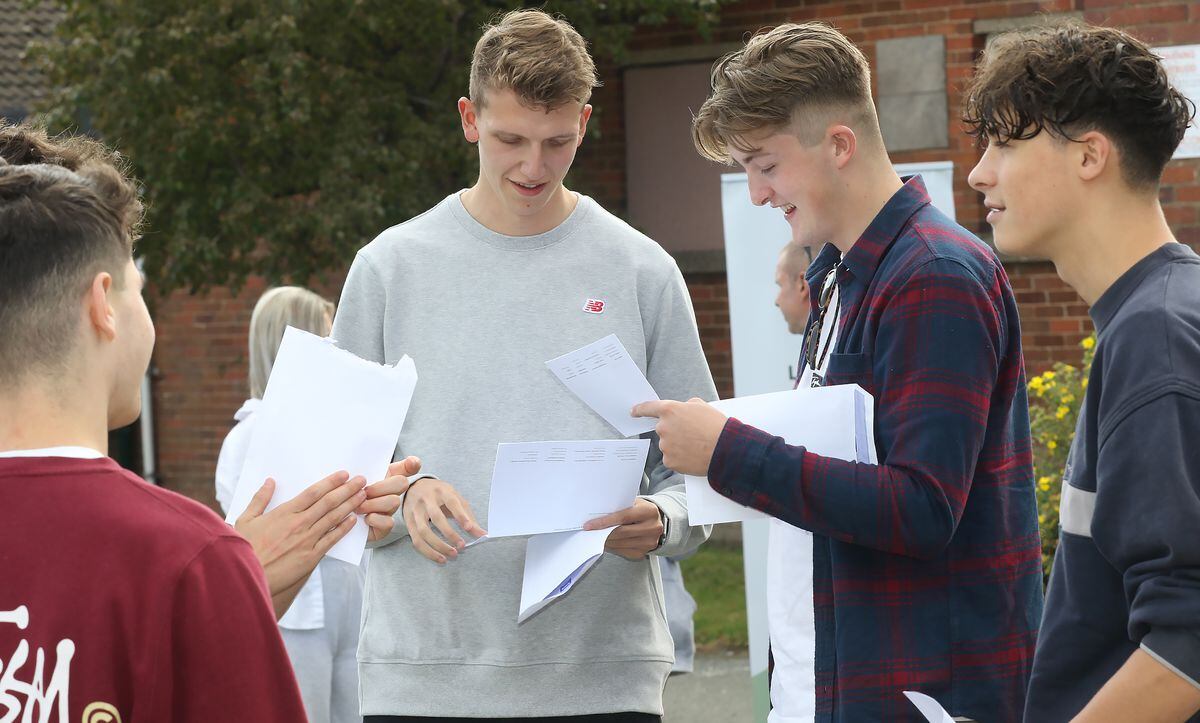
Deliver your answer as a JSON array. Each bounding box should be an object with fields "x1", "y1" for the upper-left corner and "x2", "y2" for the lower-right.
[{"x1": 709, "y1": 177, "x2": 1044, "y2": 722}]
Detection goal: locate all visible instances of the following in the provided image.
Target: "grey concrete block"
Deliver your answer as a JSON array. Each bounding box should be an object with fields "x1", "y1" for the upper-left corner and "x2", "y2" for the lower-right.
[
  {"x1": 876, "y1": 35, "x2": 945, "y2": 95},
  {"x1": 878, "y1": 91, "x2": 949, "y2": 151}
]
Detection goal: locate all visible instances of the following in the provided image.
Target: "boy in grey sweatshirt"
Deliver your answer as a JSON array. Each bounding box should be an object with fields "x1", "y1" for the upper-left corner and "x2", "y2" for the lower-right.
[{"x1": 331, "y1": 10, "x2": 716, "y2": 720}]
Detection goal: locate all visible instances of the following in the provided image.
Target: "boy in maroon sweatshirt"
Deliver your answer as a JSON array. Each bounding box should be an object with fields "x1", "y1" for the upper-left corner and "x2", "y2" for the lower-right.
[{"x1": 0, "y1": 136, "x2": 324, "y2": 721}]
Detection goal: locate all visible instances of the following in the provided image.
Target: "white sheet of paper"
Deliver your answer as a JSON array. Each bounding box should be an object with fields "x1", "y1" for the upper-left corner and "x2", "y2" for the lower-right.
[
  {"x1": 519, "y1": 527, "x2": 617, "y2": 622},
  {"x1": 903, "y1": 691, "x2": 955, "y2": 723},
  {"x1": 545, "y1": 334, "x2": 659, "y2": 437},
  {"x1": 224, "y1": 326, "x2": 418, "y2": 564},
  {"x1": 486, "y1": 439, "x2": 650, "y2": 537},
  {"x1": 685, "y1": 384, "x2": 877, "y2": 525}
]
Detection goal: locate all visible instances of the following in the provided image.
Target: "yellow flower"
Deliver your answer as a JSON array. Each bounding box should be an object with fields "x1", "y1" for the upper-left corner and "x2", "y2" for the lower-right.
[
  {"x1": 1056, "y1": 406, "x2": 1069, "y2": 419},
  {"x1": 1038, "y1": 513, "x2": 1046, "y2": 524},
  {"x1": 1030, "y1": 377, "x2": 1044, "y2": 390},
  {"x1": 1039, "y1": 480, "x2": 1051, "y2": 491},
  {"x1": 1062, "y1": 394, "x2": 1075, "y2": 404},
  {"x1": 1082, "y1": 379, "x2": 1089, "y2": 390},
  {"x1": 1044, "y1": 371, "x2": 1056, "y2": 380},
  {"x1": 1081, "y1": 337, "x2": 1095, "y2": 350},
  {"x1": 1047, "y1": 440, "x2": 1057, "y2": 450}
]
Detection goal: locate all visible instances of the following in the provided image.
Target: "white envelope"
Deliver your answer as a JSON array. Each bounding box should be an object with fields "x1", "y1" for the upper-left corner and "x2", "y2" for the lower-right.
[
  {"x1": 685, "y1": 384, "x2": 877, "y2": 526},
  {"x1": 518, "y1": 527, "x2": 617, "y2": 623},
  {"x1": 224, "y1": 326, "x2": 418, "y2": 564}
]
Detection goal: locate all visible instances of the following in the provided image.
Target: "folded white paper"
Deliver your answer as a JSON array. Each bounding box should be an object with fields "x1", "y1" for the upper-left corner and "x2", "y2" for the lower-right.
[
  {"x1": 519, "y1": 527, "x2": 617, "y2": 622},
  {"x1": 903, "y1": 691, "x2": 955, "y2": 723},
  {"x1": 545, "y1": 334, "x2": 659, "y2": 437},
  {"x1": 225, "y1": 326, "x2": 418, "y2": 564},
  {"x1": 685, "y1": 384, "x2": 877, "y2": 525},
  {"x1": 486, "y1": 439, "x2": 649, "y2": 537}
]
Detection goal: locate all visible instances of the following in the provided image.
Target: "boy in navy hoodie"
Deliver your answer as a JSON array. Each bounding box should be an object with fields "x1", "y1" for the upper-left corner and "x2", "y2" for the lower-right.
[{"x1": 966, "y1": 23, "x2": 1200, "y2": 722}]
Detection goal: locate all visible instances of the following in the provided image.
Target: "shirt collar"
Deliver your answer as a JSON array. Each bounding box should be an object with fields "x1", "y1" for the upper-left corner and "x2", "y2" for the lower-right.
[
  {"x1": 839, "y1": 175, "x2": 932, "y2": 282},
  {"x1": 1090, "y1": 242, "x2": 1196, "y2": 333},
  {"x1": 0, "y1": 446, "x2": 105, "y2": 459}
]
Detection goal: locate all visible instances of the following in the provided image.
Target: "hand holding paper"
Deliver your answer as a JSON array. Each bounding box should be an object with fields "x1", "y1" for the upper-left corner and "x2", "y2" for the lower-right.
[
  {"x1": 630, "y1": 397, "x2": 729, "y2": 476},
  {"x1": 583, "y1": 497, "x2": 664, "y2": 559},
  {"x1": 224, "y1": 326, "x2": 419, "y2": 564},
  {"x1": 234, "y1": 470, "x2": 367, "y2": 598}
]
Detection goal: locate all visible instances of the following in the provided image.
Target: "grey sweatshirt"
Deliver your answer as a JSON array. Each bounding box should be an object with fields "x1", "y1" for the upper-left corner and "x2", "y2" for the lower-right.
[{"x1": 331, "y1": 192, "x2": 717, "y2": 717}]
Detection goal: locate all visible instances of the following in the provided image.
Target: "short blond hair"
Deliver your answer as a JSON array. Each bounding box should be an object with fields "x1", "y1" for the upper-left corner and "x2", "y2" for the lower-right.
[
  {"x1": 469, "y1": 9, "x2": 599, "y2": 110},
  {"x1": 693, "y1": 23, "x2": 877, "y2": 162},
  {"x1": 247, "y1": 286, "x2": 334, "y2": 399}
]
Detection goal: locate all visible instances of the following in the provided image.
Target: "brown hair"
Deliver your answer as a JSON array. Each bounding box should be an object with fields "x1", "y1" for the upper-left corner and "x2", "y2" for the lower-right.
[
  {"x1": 0, "y1": 124, "x2": 143, "y2": 383},
  {"x1": 693, "y1": 22, "x2": 877, "y2": 163},
  {"x1": 963, "y1": 23, "x2": 1194, "y2": 189},
  {"x1": 469, "y1": 9, "x2": 599, "y2": 111}
]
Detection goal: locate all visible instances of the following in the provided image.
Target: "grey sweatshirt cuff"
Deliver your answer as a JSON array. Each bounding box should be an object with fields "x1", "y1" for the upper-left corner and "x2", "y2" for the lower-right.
[
  {"x1": 1141, "y1": 628, "x2": 1200, "y2": 692},
  {"x1": 642, "y1": 492, "x2": 710, "y2": 558},
  {"x1": 366, "y1": 472, "x2": 438, "y2": 549}
]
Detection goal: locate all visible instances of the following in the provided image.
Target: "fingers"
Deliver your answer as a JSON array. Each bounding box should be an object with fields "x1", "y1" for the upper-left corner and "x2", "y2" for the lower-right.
[
  {"x1": 441, "y1": 496, "x2": 486, "y2": 538},
  {"x1": 631, "y1": 400, "x2": 669, "y2": 419},
  {"x1": 313, "y1": 511, "x2": 357, "y2": 556},
  {"x1": 308, "y1": 476, "x2": 367, "y2": 539},
  {"x1": 356, "y1": 494, "x2": 402, "y2": 517},
  {"x1": 426, "y1": 504, "x2": 466, "y2": 551},
  {"x1": 365, "y1": 512, "x2": 394, "y2": 541},
  {"x1": 238, "y1": 478, "x2": 276, "y2": 524},
  {"x1": 365, "y1": 475, "x2": 410, "y2": 499},
  {"x1": 407, "y1": 507, "x2": 458, "y2": 563},
  {"x1": 285, "y1": 470, "x2": 352, "y2": 513},
  {"x1": 583, "y1": 509, "x2": 630, "y2": 530}
]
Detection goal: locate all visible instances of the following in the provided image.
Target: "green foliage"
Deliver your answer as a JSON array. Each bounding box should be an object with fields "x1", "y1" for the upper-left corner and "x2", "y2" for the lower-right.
[
  {"x1": 28, "y1": 0, "x2": 720, "y2": 293},
  {"x1": 1029, "y1": 335, "x2": 1095, "y2": 578},
  {"x1": 682, "y1": 542, "x2": 748, "y2": 650}
]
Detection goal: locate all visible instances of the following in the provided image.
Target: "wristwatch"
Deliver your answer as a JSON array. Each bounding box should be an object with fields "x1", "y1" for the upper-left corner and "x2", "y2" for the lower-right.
[{"x1": 653, "y1": 503, "x2": 670, "y2": 552}]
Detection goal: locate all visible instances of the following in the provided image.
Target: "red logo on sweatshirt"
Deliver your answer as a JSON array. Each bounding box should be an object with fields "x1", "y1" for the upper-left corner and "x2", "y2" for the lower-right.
[{"x1": 583, "y1": 299, "x2": 606, "y2": 314}]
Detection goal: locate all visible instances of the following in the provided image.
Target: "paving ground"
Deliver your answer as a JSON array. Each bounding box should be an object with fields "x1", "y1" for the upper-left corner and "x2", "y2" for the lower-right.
[{"x1": 663, "y1": 651, "x2": 754, "y2": 722}]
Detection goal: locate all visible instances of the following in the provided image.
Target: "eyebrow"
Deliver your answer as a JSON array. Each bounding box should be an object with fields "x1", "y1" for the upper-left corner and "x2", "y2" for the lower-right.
[{"x1": 493, "y1": 131, "x2": 578, "y2": 142}]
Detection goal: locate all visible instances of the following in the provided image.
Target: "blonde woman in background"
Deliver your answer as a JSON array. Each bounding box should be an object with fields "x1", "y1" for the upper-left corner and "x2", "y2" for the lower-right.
[{"x1": 216, "y1": 286, "x2": 365, "y2": 723}]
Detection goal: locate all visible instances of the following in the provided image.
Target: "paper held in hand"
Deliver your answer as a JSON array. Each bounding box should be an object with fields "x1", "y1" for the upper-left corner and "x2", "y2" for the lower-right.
[
  {"x1": 684, "y1": 384, "x2": 877, "y2": 526},
  {"x1": 485, "y1": 439, "x2": 649, "y2": 538},
  {"x1": 518, "y1": 527, "x2": 617, "y2": 623},
  {"x1": 224, "y1": 326, "x2": 418, "y2": 564},
  {"x1": 545, "y1": 334, "x2": 660, "y2": 437}
]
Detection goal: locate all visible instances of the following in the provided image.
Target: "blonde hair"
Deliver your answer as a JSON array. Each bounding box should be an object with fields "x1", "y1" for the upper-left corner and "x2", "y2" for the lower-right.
[
  {"x1": 693, "y1": 22, "x2": 878, "y2": 162},
  {"x1": 469, "y1": 9, "x2": 600, "y2": 110},
  {"x1": 247, "y1": 286, "x2": 334, "y2": 399}
]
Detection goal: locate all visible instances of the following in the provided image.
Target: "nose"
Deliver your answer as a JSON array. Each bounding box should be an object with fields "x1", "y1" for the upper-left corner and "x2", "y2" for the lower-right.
[
  {"x1": 747, "y1": 174, "x2": 771, "y2": 207},
  {"x1": 968, "y1": 146, "x2": 995, "y2": 192},
  {"x1": 521, "y1": 146, "x2": 546, "y2": 180}
]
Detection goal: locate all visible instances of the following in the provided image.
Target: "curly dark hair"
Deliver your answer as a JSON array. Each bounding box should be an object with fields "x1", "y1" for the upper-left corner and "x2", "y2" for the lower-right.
[{"x1": 963, "y1": 22, "x2": 1195, "y2": 189}]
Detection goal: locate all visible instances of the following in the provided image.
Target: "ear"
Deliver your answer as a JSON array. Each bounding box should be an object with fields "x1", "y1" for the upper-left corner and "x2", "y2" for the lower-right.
[
  {"x1": 577, "y1": 103, "x2": 593, "y2": 147},
  {"x1": 828, "y1": 125, "x2": 857, "y2": 170},
  {"x1": 458, "y1": 97, "x2": 480, "y2": 144},
  {"x1": 1076, "y1": 130, "x2": 1112, "y2": 183},
  {"x1": 86, "y1": 271, "x2": 117, "y2": 341},
  {"x1": 797, "y1": 276, "x2": 811, "y2": 305}
]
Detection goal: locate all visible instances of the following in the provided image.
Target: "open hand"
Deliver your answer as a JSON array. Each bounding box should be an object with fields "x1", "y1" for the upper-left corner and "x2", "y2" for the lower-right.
[
  {"x1": 402, "y1": 478, "x2": 487, "y2": 564},
  {"x1": 235, "y1": 471, "x2": 366, "y2": 595}
]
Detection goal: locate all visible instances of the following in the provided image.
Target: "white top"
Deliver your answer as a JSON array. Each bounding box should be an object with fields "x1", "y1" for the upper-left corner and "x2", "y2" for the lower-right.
[
  {"x1": 770, "y1": 267, "x2": 843, "y2": 721},
  {"x1": 0, "y1": 446, "x2": 105, "y2": 459},
  {"x1": 215, "y1": 399, "x2": 324, "y2": 630}
]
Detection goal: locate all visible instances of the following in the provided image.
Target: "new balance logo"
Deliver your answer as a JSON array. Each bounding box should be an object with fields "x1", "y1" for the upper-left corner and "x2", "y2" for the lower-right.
[{"x1": 583, "y1": 299, "x2": 606, "y2": 314}]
